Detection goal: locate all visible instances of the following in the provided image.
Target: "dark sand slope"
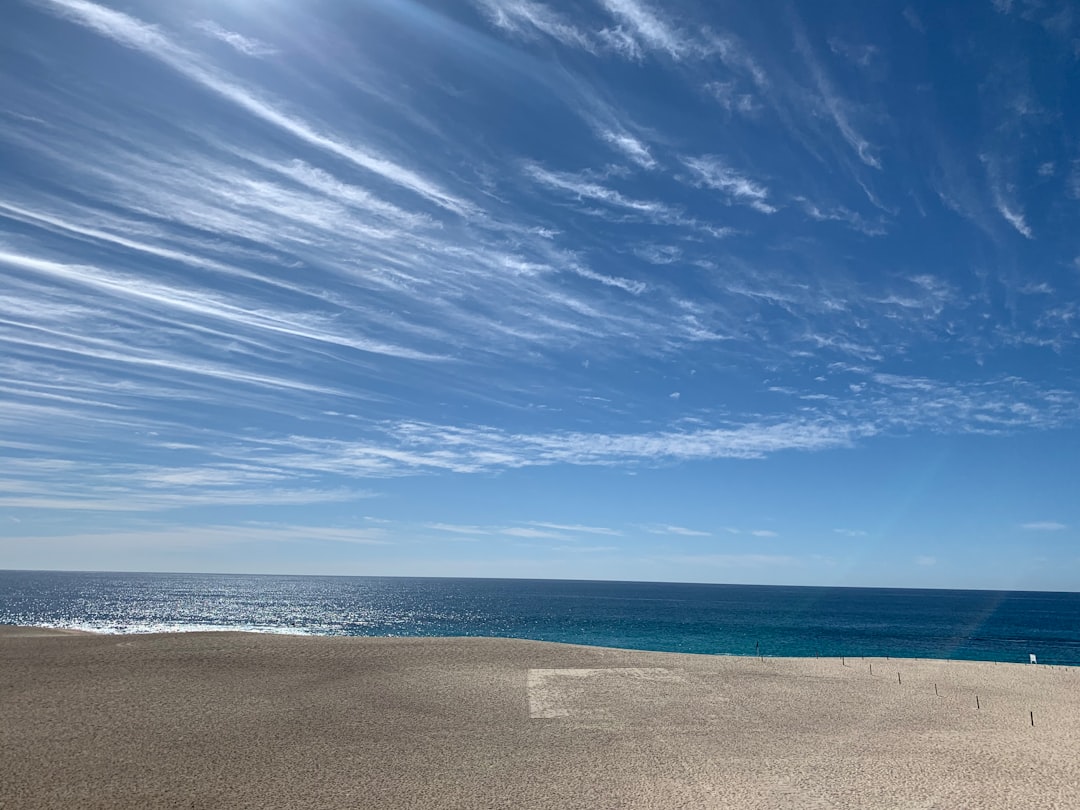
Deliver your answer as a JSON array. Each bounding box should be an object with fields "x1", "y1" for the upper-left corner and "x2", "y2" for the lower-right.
[{"x1": 2, "y1": 627, "x2": 1078, "y2": 809}]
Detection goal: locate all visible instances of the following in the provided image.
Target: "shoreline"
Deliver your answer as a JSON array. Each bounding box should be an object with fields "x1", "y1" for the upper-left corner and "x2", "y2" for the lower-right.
[
  {"x1": 2, "y1": 623, "x2": 1073, "y2": 669},
  {"x1": 3, "y1": 628, "x2": 1078, "y2": 808}
]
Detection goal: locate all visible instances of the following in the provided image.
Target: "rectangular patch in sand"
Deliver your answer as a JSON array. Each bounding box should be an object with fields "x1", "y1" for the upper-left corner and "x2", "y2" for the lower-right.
[{"x1": 526, "y1": 667, "x2": 682, "y2": 719}]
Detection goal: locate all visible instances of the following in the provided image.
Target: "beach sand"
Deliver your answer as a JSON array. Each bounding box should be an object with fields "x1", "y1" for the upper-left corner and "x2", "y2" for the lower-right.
[{"x1": 2, "y1": 626, "x2": 1077, "y2": 809}]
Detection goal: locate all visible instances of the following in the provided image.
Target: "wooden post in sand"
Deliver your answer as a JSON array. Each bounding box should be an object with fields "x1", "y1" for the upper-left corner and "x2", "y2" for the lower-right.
[
  {"x1": 898, "y1": 672, "x2": 901, "y2": 685},
  {"x1": 869, "y1": 663, "x2": 873, "y2": 675},
  {"x1": 934, "y1": 683, "x2": 938, "y2": 696},
  {"x1": 976, "y1": 695, "x2": 980, "y2": 709},
  {"x1": 1031, "y1": 711, "x2": 1034, "y2": 727}
]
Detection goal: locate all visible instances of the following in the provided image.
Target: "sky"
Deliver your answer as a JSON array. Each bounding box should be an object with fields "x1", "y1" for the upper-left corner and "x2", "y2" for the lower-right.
[{"x1": 1, "y1": 0, "x2": 1079, "y2": 589}]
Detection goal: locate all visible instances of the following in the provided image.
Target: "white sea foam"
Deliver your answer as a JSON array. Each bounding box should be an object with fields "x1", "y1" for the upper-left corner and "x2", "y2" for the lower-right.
[{"x1": 34, "y1": 620, "x2": 321, "y2": 635}]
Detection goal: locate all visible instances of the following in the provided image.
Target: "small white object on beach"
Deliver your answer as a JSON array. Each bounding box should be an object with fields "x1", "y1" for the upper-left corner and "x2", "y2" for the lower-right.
[{"x1": 1029, "y1": 653, "x2": 1037, "y2": 664}]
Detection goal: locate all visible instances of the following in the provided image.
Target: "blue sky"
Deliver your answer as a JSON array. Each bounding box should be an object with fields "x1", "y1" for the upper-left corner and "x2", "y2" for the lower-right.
[{"x1": 2, "y1": 0, "x2": 1079, "y2": 589}]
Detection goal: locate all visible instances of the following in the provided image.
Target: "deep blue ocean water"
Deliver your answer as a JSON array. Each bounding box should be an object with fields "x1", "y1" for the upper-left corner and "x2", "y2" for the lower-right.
[{"x1": 2, "y1": 571, "x2": 1079, "y2": 665}]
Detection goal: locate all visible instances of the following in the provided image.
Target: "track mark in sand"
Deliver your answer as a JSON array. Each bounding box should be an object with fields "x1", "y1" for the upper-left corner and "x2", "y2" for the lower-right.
[{"x1": 526, "y1": 667, "x2": 682, "y2": 719}]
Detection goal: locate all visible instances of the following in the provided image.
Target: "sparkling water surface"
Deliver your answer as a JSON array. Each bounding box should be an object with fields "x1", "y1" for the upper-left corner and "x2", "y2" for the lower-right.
[{"x1": 2, "y1": 571, "x2": 1078, "y2": 665}]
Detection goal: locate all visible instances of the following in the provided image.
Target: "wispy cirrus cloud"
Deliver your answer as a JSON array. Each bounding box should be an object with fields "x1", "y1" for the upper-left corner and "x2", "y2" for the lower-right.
[
  {"x1": 3, "y1": 523, "x2": 390, "y2": 554},
  {"x1": 39, "y1": 0, "x2": 475, "y2": 216},
  {"x1": 705, "y1": 81, "x2": 760, "y2": 115},
  {"x1": 994, "y1": 196, "x2": 1033, "y2": 238},
  {"x1": 472, "y1": 0, "x2": 595, "y2": 51},
  {"x1": 501, "y1": 526, "x2": 569, "y2": 538},
  {"x1": 549, "y1": 544, "x2": 618, "y2": 553},
  {"x1": 792, "y1": 24, "x2": 882, "y2": 170},
  {"x1": 0, "y1": 248, "x2": 443, "y2": 362},
  {"x1": 523, "y1": 162, "x2": 672, "y2": 216},
  {"x1": 598, "y1": 0, "x2": 686, "y2": 59},
  {"x1": 643, "y1": 524, "x2": 711, "y2": 536},
  {"x1": 794, "y1": 197, "x2": 886, "y2": 235},
  {"x1": 422, "y1": 522, "x2": 604, "y2": 541},
  {"x1": 1020, "y1": 521, "x2": 1067, "y2": 531},
  {"x1": 828, "y1": 38, "x2": 879, "y2": 68},
  {"x1": 529, "y1": 522, "x2": 623, "y2": 536},
  {"x1": 721, "y1": 526, "x2": 779, "y2": 538},
  {"x1": 0, "y1": 478, "x2": 370, "y2": 512},
  {"x1": 14, "y1": 367, "x2": 1068, "y2": 506},
  {"x1": 599, "y1": 128, "x2": 657, "y2": 169},
  {"x1": 633, "y1": 243, "x2": 683, "y2": 264},
  {"x1": 681, "y1": 155, "x2": 776, "y2": 213},
  {"x1": 659, "y1": 553, "x2": 798, "y2": 567},
  {"x1": 195, "y1": 20, "x2": 276, "y2": 57}
]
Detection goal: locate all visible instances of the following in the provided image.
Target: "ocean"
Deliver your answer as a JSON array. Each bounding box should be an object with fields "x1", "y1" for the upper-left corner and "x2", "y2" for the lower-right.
[{"x1": 2, "y1": 570, "x2": 1078, "y2": 665}]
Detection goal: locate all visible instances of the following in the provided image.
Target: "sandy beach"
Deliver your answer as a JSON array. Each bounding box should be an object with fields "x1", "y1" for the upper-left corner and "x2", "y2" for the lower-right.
[{"x1": 2, "y1": 626, "x2": 1077, "y2": 809}]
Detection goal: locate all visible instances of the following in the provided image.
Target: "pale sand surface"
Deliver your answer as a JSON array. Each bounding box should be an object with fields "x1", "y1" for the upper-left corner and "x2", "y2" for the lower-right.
[{"x1": 2, "y1": 627, "x2": 1078, "y2": 809}]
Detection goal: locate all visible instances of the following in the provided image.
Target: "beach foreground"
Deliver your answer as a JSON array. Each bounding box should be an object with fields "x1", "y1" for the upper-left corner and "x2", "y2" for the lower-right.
[{"x1": 2, "y1": 627, "x2": 1077, "y2": 809}]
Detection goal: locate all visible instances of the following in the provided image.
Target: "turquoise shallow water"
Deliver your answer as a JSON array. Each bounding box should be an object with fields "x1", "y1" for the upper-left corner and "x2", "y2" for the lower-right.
[{"x1": 2, "y1": 571, "x2": 1079, "y2": 665}]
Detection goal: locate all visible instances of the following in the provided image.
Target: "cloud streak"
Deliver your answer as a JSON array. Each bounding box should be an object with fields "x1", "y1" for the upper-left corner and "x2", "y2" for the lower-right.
[
  {"x1": 195, "y1": 21, "x2": 276, "y2": 57},
  {"x1": 41, "y1": 0, "x2": 474, "y2": 216},
  {"x1": 473, "y1": 0, "x2": 595, "y2": 51},
  {"x1": 599, "y1": 0, "x2": 686, "y2": 59},
  {"x1": 682, "y1": 156, "x2": 776, "y2": 213}
]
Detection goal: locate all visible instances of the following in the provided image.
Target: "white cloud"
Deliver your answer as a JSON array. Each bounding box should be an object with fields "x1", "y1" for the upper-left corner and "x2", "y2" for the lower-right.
[
  {"x1": 793, "y1": 27, "x2": 881, "y2": 169},
  {"x1": 682, "y1": 155, "x2": 776, "y2": 213},
  {"x1": 566, "y1": 263, "x2": 647, "y2": 295},
  {"x1": 551, "y1": 544, "x2": 618, "y2": 552},
  {"x1": 597, "y1": 26, "x2": 642, "y2": 59},
  {"x1": 203, "y1": 375, "x2": 1080, "y2": 480},
  {"x1": 529, "y1": 522, "x2": 622, "y2": 536},
  {"x1": 828, "y1": 38, "x2": 878, "y2": 68},
  {"x1": 902, "y1": 7, "x2": 925, "y2": 32},
  {"x1": 1068, "y1": 161, "x2": 1080, "y2": 199},
  {"x1": 425, "y1": 522, "x2": 494, "y2": 534},
  {"x1": 195, "y1": 21, "x2": 276, "y2": 57},
  {"x1": 750, "y1": 529, "x2": 778, "y2": 537},
  {"x1": 1019, "y1": 282, "x2": 1053, "y2": 295},
  {"x1": 2, "y1": 523, "x2": 391, "y2": 552},
  {"x1": 523, "y1": 162, "x2": 673, "y2": 216},
  {"x1": 599, "y1": 129, "x2": 657, "y2": 169},
  {"x1": 0, "y1": 481, "x2": 368, "y2": 511},
  {"x1": 661, "y1": 553, "x2": 798, "y2": 567},
  {"x1": 1021, "y1": 521, "x2": 1067, "y2": 531},
  {"x1": 982, "y1": 153, "x2": 1033, "y2": 238},
  {"x1": 997, "y1": 203, "x2": 1033, "y2": 238},
  {"x1": 474, "y1": 0, "x2": 595, "y2": 51},
  {"x1": 915, "y1": 555, "x2": 937, "y2": 566},
  {"x1": 0, "y1": 249, "x2": 442, "y2": 362},
  {"x1": 644, "y1": 524, "x2": 711, "y2": 536},
  {"x1": 41, "y1": 0, "x2": 474, "y2": 216},
  {"x1": 705, "y1": 81, "x2": 759, "y2": 115},
  {"x1": 500, "y1": 526, "x2": 567, "y2": 538},
  {"x1": 599, "y1": 0, "x2": 686, "y2": 59},
  {"x1": 834, "y1": 528, "x2": 868, "y2": 537},
  {"x1": 633, "y1": 243, "x2": 682, "y2": 264},
  {"x1": 794, "y1": 197, "x2": 885, "y2": 236}
]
